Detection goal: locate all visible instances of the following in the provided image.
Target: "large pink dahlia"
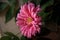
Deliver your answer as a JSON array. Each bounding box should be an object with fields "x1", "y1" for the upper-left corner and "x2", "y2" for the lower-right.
[{"x1": 16, "y1": 2, "x2": 42, "y2": 38}]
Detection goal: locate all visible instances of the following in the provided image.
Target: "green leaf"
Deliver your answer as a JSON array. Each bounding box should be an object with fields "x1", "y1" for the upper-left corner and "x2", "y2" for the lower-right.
[
  {"x1": 15, "y1": 8, "x2": 20, "y2": 22},
  {"x1": 42, "y1": 13, "x2": 49, "y2": 21},
  {"x1": 12, "y1": 36, "x2": 20, "y2": 40},
  {"x1": 0, "y1": 36, "x2": 11, "y2": 40},
  {"x1": 4, "y1": 32, "x2": 20, "y2": 40},
  {"x1": 31, "y1": 0, "x2": 40, "y2": 5},
  {"x1": 5, "y1": 6, "x2": 15, "y2": 23},
  {"x1": 38, "y1": 12, "x2": 48, "y2": 17},
  {"x1": 38, "y1": 12, "x2": 49, "y2": 22},
  {"x1": 38, "y1": 12, "x2": 44, "y2": 16},
  {"x1": 23, "y1": 0, "x2": 28, "y2": 4},
  {"x1": 21, "y1": 36, "x2": 27, "y2": 40},
  {"x1": 0, "y1": 2, "x2": 8, "y2": 11},
  {"x1": 4, "y1": 32, "x2": 16, "y2": 37},
  {"x1": 7, "y1": 0, "x2": 16, "y2": 6},
  {"x1": 41, "y1": 0, "x2": 53, "y2": 11}
]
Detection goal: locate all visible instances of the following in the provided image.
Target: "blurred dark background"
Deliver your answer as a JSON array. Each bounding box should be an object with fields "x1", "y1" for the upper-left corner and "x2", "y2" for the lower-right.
[{"x1": 0, "y1": 0, "x2": 60, "y2": 40}]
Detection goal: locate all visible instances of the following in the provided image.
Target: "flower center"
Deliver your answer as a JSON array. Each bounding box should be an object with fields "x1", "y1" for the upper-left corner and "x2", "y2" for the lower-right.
[{"x1": 27, "y1": 17, "x2": 33, "y2": 23}]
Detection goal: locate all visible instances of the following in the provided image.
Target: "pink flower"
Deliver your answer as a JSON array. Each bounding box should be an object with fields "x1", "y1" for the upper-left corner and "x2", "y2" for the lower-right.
[{"x1": 16, "y1": 2, "x2": 42, "y2": 38}]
